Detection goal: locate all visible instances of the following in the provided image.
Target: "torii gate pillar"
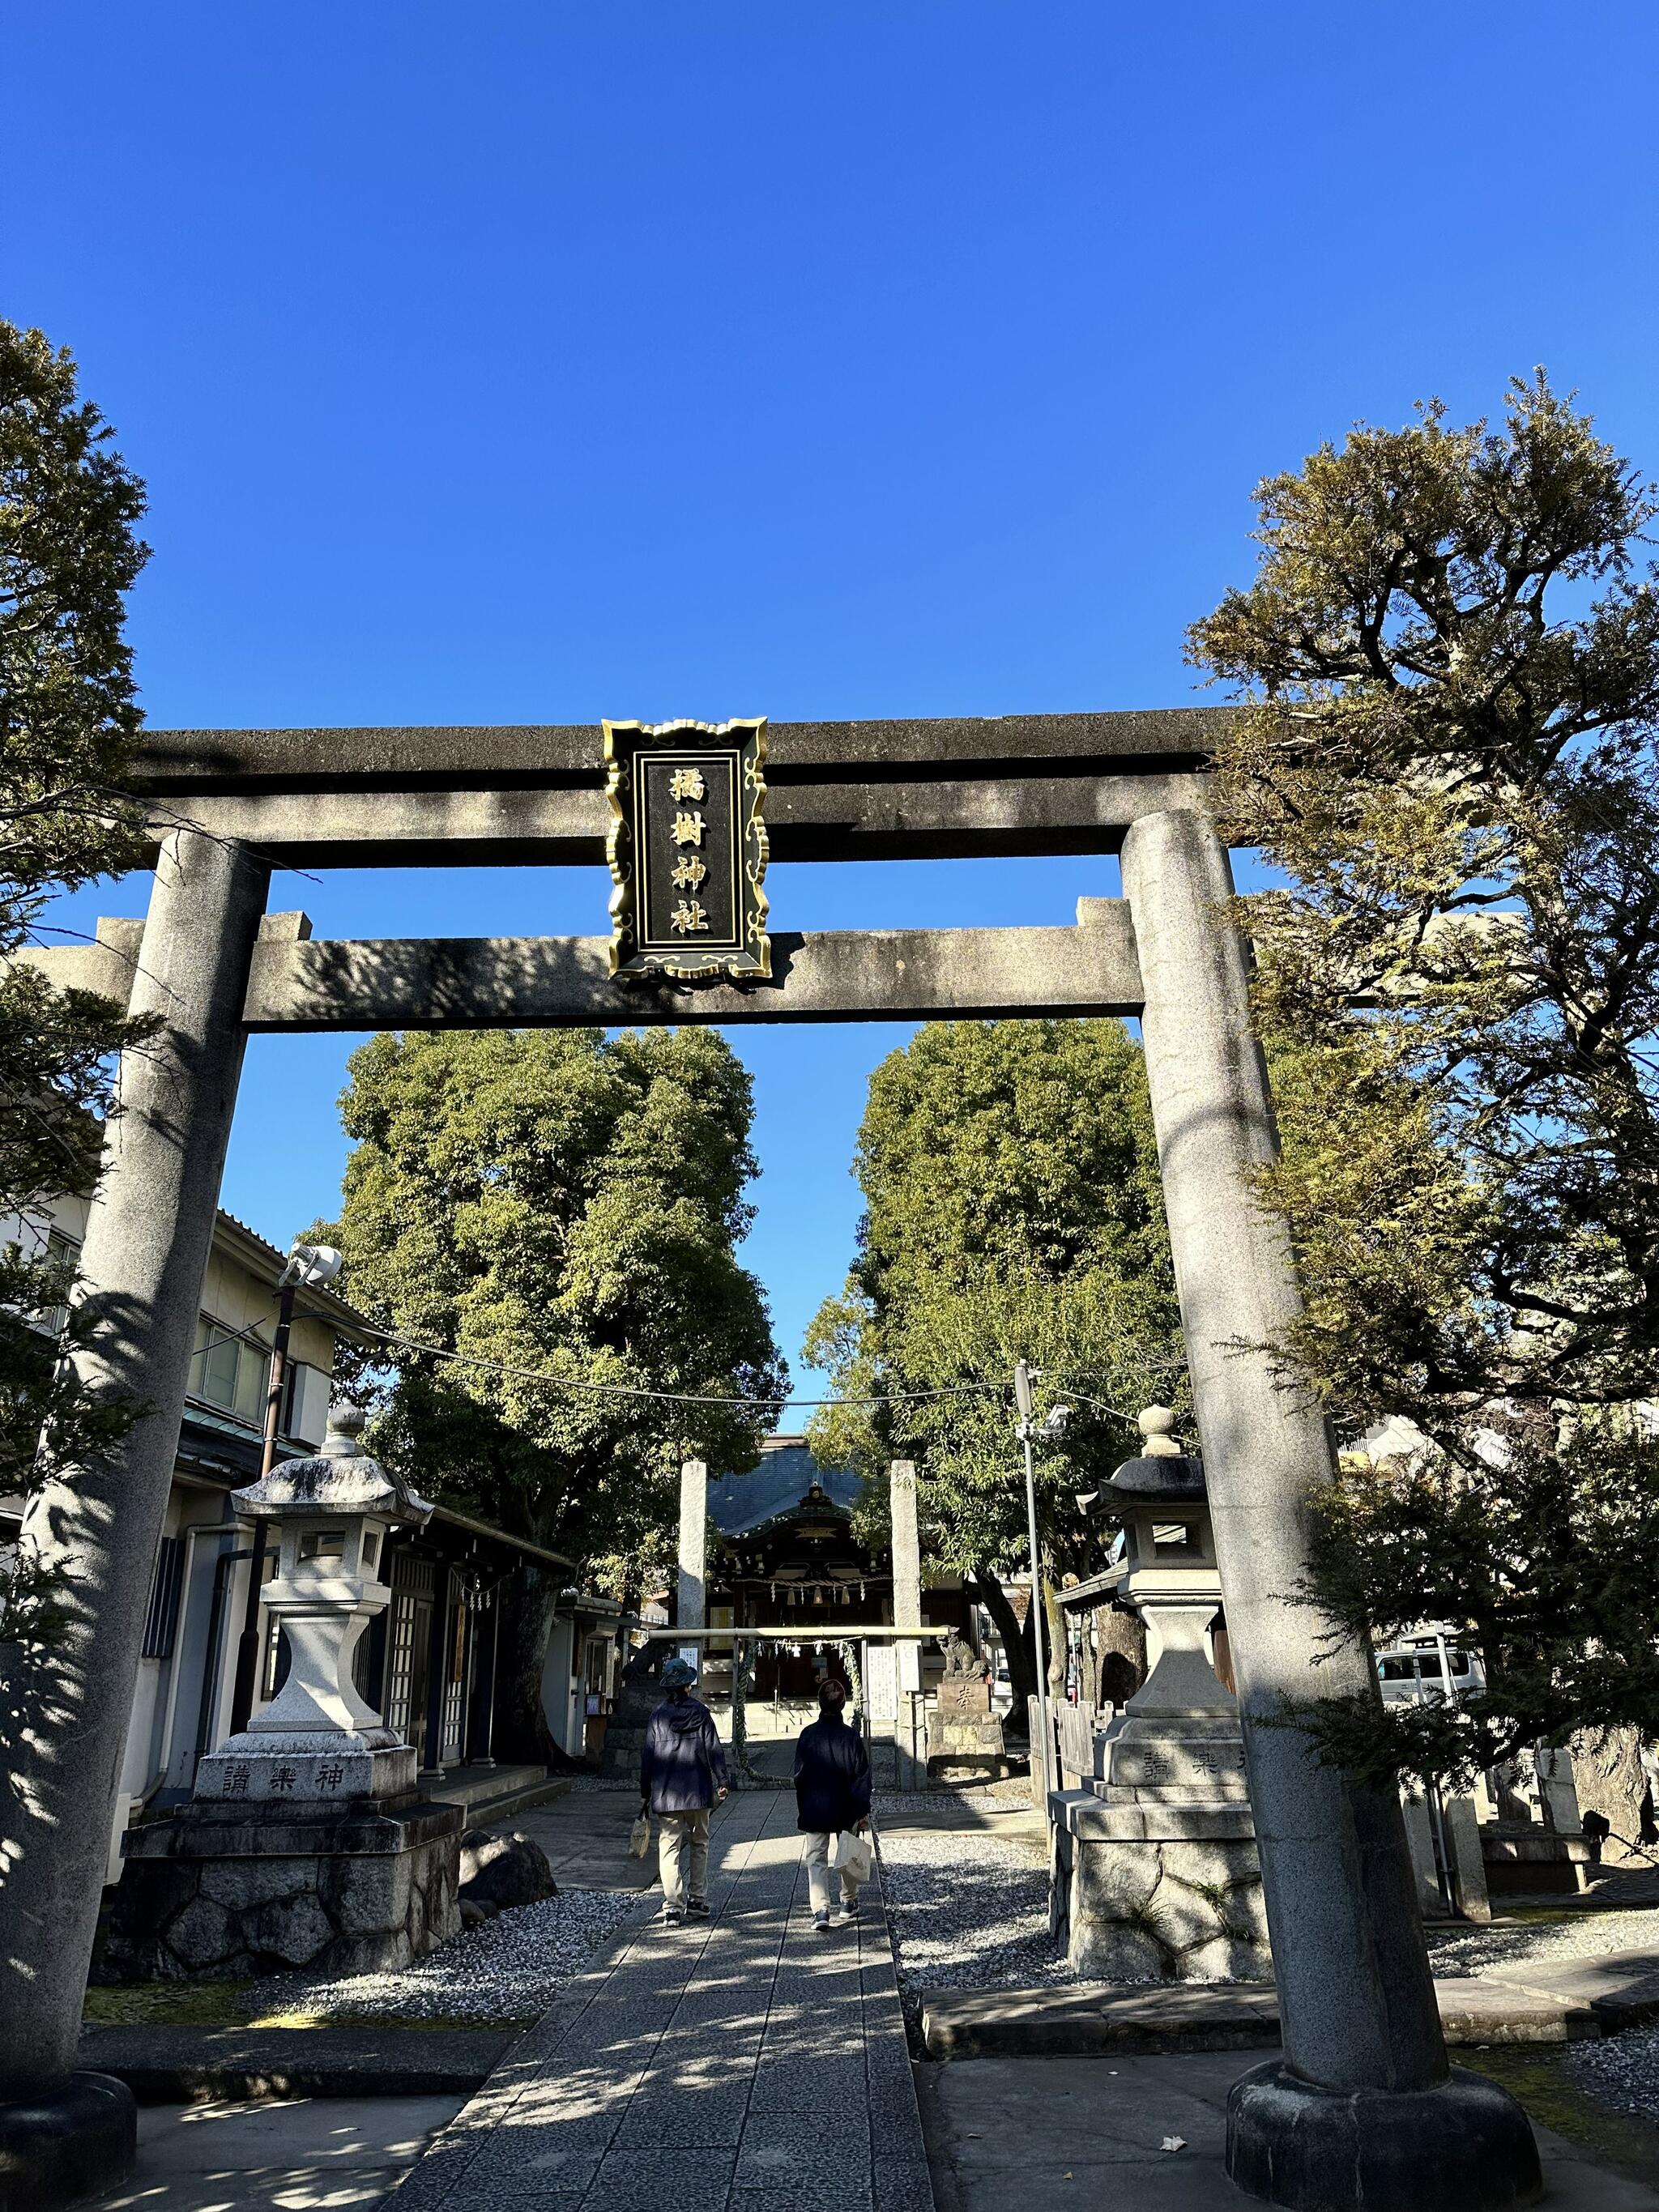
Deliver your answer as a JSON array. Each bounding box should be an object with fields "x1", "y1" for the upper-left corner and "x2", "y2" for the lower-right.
[
  {"x1": 0, "y1": 829, "x2": 269, "y2": 2200},
  {"x1": 1122, "y1": 808, "x2": 1539, "y2": 2212}
]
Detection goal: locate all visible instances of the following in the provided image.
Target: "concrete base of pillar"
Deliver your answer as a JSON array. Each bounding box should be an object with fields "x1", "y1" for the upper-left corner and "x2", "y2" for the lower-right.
[
  {"x1": 892, "y1": 1713, "x2": 931, "y2": 1792},
  {"x1": 100, "y1": 1796, "x2": 462, "y2": 1982},
  {"x1": 0, "y1": 2070, "x2": 136, "y2": 2212},
  {"x1": 1226, "y1": 2059, "x2": 1542, "y2": 2211}
]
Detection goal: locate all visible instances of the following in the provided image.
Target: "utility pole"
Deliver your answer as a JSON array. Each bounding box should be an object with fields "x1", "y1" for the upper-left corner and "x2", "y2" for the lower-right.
[
  {"x1": 228, "y1": 1241, "x2": 343, "y2": 1734},
  {"x1": 1014, "y1": 1359, "x2": 1069, "y2": 1804}
]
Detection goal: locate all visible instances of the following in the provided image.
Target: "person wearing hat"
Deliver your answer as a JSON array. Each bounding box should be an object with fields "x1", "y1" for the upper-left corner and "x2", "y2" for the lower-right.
[{"x1": 640, "y1": 1655, "x2": 729, "y2": 1925}]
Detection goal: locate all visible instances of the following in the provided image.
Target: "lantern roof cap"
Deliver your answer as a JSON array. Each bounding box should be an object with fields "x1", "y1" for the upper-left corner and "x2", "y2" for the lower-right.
[
  {"x1": 1107, "y1": 1408, "x2": 1207, "y2": 1499},
  {"x1": 232, "y1": 1402, "x2": 433, "y2": 1525},
  {"x1": 1107, "y1": 1453, "x2": 1207, "y2": 1499}
]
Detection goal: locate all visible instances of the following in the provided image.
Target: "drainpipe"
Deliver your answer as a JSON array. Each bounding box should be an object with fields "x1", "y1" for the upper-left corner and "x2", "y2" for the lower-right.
[
  {"x1": 190, "y1": 1541, "x2": 251, "y2": 1780},
  {"x1": 227, "y1": 1279, "x2": 295, "y2": 1733},
  {"x1": 228, "y1": 1240, "x2": 343, "y2": 1735},
  {"x1": 151, "y1": 1518, "x2": 243, "y2": 1796}
]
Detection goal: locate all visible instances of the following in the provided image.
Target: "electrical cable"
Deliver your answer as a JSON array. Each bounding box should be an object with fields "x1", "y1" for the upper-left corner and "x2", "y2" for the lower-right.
[
  {"x1": 358, "y1": 1323, "x2": 1004, "y2": 1413},
  {"x1": 1053, "y1": 1384, "x2": 1155, "y2": 1426}
]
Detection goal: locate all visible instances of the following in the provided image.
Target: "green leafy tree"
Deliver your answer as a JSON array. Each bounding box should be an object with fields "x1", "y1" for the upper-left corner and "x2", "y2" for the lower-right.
[
  {"x1": 316, "y1": 1025, "x2": 787, "y2": 1760},
  {"x1": 1, "y1": 322, "x2": 151, "y2": 1572},
  {"x1": 1188, "y1": 373, "x2": 1659, "y2": 1786},
  {"x1": 804, "y1": 1019, "x2": 1185, "y2": 1716}
]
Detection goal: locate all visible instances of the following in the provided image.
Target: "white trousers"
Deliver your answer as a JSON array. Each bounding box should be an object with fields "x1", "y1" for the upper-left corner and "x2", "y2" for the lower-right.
[
  {"x1": 804, "y1": 1831, "x2": 859, "y2": 1916},
  {"x1": 659, "y1": 1808, "x2": 710, "y2": 1907}
]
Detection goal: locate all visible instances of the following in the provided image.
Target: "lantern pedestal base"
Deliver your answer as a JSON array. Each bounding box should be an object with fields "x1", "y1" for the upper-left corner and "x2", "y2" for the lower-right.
[
  {"x1": 100, "y1": 1795, "x2": 462, "y2": 1984},
  {"x1": 194, "y1": 1732, "x2": 416, "y2": 1807}
]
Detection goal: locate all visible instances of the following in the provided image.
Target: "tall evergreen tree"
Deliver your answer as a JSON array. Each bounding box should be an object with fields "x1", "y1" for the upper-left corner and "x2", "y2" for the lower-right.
[
  {"x1": 0, "y1": 321, "x2": 152, "y2": 1596},
  {"x1": 1188, "y1": 373, "x2": 1659, "y2": 1785},
  {"x1": 316, "y1": 1025, "x2": 787, "y2": 1760},
  {"x1": 804, "y1": 1018, "x2": 1185, "y2": 1715}
]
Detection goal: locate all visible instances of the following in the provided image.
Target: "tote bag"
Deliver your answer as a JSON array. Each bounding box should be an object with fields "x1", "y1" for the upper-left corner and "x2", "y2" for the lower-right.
[{"x1": 833, "y1": 1829, "x2": 873, "y2": 1886}]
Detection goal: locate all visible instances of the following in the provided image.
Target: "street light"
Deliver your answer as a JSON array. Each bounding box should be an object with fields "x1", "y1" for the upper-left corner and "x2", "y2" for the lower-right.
[
  {"x1": 1014, "y1": 1358, "x2": 1071, "y2": 1805},
  {"x1": 228, "y1": 1241, "x2": 344, "y2": 1734}
]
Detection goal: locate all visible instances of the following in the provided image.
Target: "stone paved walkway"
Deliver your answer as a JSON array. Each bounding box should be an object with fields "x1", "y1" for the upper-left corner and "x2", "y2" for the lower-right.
[
  {"x1": 382, "y1": 1788, "x2": 932, "y2": 2212},
  {"x1": 508, "y1": 1785, "x2": 668, "y2": 1893}
]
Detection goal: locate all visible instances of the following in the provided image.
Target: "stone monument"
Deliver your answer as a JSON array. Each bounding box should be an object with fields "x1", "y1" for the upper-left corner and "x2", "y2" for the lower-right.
[
  {"x1": 889, "y1": 1459, "x2": 928, "y2": 1788},
  {"x1": 926, "y1": 1632, "x2": 1009, "y2": 1782},
  {"x1": 1050, "y1": 1409, "x2": 1270, "y2": 1981},
  {"x1": 106, "y1": 1407, "x2": 463, "y2": 1980},
  {"x1": 600, "y1": 1637, "x2": 669, "y2": 1782},
  {"x1": 677, "y1": 1455, "x2": 708, "y2": 1634}
]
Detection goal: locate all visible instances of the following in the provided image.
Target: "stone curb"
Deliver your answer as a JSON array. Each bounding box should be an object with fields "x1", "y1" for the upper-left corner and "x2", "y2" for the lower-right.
[
  {"x1": 75, "y1": 2025, "x2": 516, "y2": 2102},
  {"x1": 919, "y1": 1976, "x2": 1604, "y2": 2060},
  {"x1": 442, "y1": 1773, "x2": 574, "y2": 1826},
  {"x1": 920, "y1": 1984, "x2": 1282, "y2": 2060},
  {"x1": 1479, "y1": 1946, "x2": 1659, "y2": 2032}
]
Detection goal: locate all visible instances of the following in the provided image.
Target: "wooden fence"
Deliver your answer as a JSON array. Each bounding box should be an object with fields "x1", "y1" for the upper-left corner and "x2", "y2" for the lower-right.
[{"x1": 1027, "y1": 1695, "x2": 1100, "y2": 1810}]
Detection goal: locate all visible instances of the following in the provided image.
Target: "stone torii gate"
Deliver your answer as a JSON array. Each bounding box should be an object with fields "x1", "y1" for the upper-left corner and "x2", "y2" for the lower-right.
[{"x1": 3, "y1": 710, "x2": 1537, "y2": 2212}]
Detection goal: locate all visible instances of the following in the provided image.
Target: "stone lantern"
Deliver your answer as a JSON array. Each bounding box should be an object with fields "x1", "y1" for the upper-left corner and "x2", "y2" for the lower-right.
[
  {"x1": 1047, "y1": 1408, "x2": 1271, "y2": 1983},
  {"x1": 1099, "y1": 1405, "x2": 1238, "y2": 1748},
  {"x1": 195, "y1": 1403, "x2": 432, "y2": 1805},
  {"x1": 107, "y1": 1405, "x2": 463, "y2": 1983}
]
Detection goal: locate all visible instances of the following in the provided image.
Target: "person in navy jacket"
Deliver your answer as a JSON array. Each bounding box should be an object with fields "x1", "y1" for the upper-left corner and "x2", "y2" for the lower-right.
[
  {"x1": 792, "y1": 1677, "x2": 872, "y2": 1930},
  {"x1": 640, "y1": 1656, "x2": 729, "y2": 1924}
]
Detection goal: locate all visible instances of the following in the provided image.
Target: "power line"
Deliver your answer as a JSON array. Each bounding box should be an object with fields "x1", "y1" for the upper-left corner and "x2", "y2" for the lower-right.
[
  {"x1": 357, "y1": 1324, "x2": 1183, "y2": 1426},
  {"x1": 360, "y1": 1327, "x2": 1175, "y2": 1427},
  {"x1": 360, "y1": 1325, "x2": 1004, "y2": 1413},
  {"x1": 1052, "y1": 1383, "x2": 1151, "y2": 1426}
]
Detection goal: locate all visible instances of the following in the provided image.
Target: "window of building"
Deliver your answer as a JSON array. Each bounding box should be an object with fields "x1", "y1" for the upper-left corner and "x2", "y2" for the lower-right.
[
  {"x1": 39, "y1": 1229, "x2": 81, "y2": 1337},
  {"x1": 189, "y1": 1315, "x2": 267, "y2": 1426},
  {"x1": 139, "y1": 1534, "x2": 186, "y2": 1659}
]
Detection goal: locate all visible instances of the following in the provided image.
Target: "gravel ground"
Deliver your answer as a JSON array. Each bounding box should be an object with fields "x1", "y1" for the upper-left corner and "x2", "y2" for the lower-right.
[
  {"x1": 875, "y1": 1788, "x2": 1068, "y2": 2009},
  {"x1": 875, "y1": 1787, "x2": 1659, "y2": 2017},
  {"x1": 1567, "y1": 2025, "x2": 1659, "y2": 2121},
  {"x1": 251, "y1": 1886, "x2": 649, "y2": 2022},
  {"x1": 1427, "y1": 1907, "x2": 1659, "y2": 1979}
]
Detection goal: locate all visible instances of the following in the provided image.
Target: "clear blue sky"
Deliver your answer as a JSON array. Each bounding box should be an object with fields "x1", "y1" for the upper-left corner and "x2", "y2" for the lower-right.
[{"x1": 15, "y1": 2, "x2": 1658, "y2": 1410}]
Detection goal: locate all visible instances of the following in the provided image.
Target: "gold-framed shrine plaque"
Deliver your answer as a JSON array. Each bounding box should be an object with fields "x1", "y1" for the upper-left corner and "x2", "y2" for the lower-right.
[{"x1": 603, "y1": 717, "x2": 770, "y2": 981}]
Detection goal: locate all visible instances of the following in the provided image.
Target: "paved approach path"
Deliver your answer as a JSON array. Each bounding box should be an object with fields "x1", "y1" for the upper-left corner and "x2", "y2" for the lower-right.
[{"x1": 382, "y1": 1788, "x2": 932, "y2": 2212}]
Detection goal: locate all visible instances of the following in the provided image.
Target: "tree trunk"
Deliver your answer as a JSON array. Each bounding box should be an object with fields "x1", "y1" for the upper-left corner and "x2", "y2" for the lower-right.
[
  {"x1": 493, "y1": 1566, "x2": 581, "y2": 1771},
  {"x1": 1094, "y1": 1599, "x2": 1146, "y2": 1707},
  {"x1": 1042, "y1": 1559, "x2": 1067, "y2": 1701},
  {"x1": 613, "y1": 1566, "x2": 638, "y2": 1660},
  {"x1": 1571, "y1": 1725, "x2": 1652, "y2": 1862},
  {"x1": 972, "y1": 1573, "x2": 1035, "y2": 1723}
]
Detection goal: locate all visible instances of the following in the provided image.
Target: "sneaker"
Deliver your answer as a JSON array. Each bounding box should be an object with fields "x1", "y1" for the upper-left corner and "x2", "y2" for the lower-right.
[
  {"x1": 660, "y1": 1903, "x2": 685, "y2": 1925},
  {"x1": 686, "y1": 1897, "x2": 710, "y2": 1918},
  {"x1": 838, "y1": 1895, "x2": 860, "y2": 1921},
  {"x1": 828, "y1": 1908, "x2": 853, "y2": 1930},
  {"x1": 812, "y1": 1912, "x2": 832, "y2": 1934}
]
